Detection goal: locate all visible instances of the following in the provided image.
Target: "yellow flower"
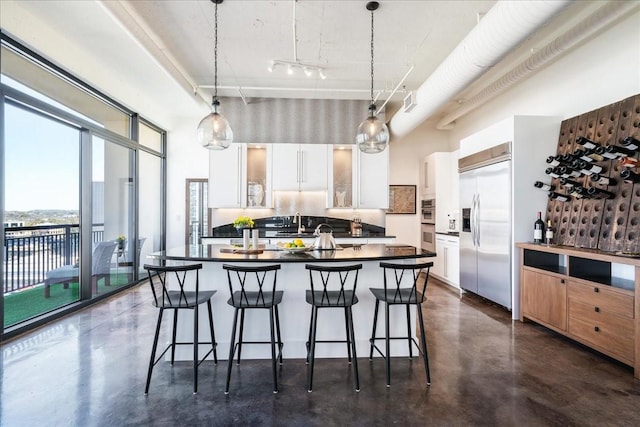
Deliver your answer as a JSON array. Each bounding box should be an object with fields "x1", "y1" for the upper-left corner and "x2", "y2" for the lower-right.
[
  {"x1": 233, "y1": 216, "x2": 254, "y2": 228},
  {"x1": 117, "y1": 235, "x2": 126, "y2": 242}
]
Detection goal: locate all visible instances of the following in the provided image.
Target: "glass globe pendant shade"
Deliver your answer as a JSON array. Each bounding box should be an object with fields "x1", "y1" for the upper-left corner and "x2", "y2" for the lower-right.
[
  {"x1": 356, "y1": 107, "x2": 389, "y2": 154},
  {"x1": 197, "y1": 101, "x2": 233, "y2": 150}
]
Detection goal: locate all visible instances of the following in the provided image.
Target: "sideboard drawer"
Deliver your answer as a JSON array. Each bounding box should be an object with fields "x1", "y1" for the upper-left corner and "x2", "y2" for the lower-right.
[{"x1": 567, "y1": 281, "x2": 634, "y2": 319}]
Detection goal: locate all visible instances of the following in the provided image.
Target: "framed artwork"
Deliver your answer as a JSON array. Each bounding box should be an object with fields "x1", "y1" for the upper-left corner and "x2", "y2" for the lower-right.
[{"x1": 387, "y1": 185, "x2": 416, "y2": 214}]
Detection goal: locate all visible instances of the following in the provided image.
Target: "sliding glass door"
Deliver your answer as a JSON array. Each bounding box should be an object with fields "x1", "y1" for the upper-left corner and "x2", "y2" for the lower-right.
[{"x1": 3, "y1": 104, "x2": 81, "y2": 326}]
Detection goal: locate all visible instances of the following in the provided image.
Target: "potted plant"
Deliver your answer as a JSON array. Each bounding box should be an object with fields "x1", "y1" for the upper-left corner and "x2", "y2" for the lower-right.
[
  {"x1": 116, "y1": 235, "x2": 126, "y2": 251},
  {"x1": 232, "y1": 216, "x2": 254, "y2": 231}
]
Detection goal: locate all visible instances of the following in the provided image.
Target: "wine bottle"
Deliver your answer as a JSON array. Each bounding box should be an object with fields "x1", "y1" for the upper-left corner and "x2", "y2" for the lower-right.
[
  {"x1": 559, "y1": 177, "x2": 581, "y2": 188},
  {"x1": 586, "y1": 186, "x2": 615, "y2": 199},
  {"x1": 620, "y1": 136, "x2": 639, "y2": 151},
  {"x1": 533, "y1": 211, "x2": 544, "y2": 244},
  {"x1": 546, "y1": 155, "x2": 561, "y2": 167},
  {"x1": 620, "y1": 168, "x2": 640, "y2": 184},
  {"x1": 618, "y1": 157, "x2": 640, "y2": 168},
  {"x1": 534, "y1": 181, "x2": 555, "y2": 191},
  {"x1": 573, "y1": 159, "x2": 604, "y2": 176},
  {"x1": 589, "y1": 173, "x2": 617, "y2": 186},
  {"x1": 558, "y1": 153, "x2": 576, "y2": 164},
  {"x1": 569, "y1": 185, "x2": 589, "y2": 199},
  {"x1": 573, "y1": 149, "x2": 596, "y2": 163},
  {"x1": 545, "y1": 167, "x2": 560, "y2": 178},
  {"x1": 576, "y1": 136, "x2": 601, "y2": 150},
  {"x1": 558, "y1": 165, "x2": 581, "y2": 178},
  {"x1": 545, "y1": 219, "x2": 554, "y2": 245},
  {"x1": 548, "y1": 191, "x2": 570, "y2": 202},
  {"x1": 596, "y1": 144, "x2": 635, "y2": 160}
]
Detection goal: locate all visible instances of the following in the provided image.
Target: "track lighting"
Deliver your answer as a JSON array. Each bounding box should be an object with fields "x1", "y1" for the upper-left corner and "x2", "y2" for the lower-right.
[{"x1": 267, "y1": 60, "x2": 327, "y2": 79}]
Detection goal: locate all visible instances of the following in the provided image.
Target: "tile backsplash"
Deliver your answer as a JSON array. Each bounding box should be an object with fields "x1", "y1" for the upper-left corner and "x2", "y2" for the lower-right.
[{"x1": 211, "y1": 191, "x2": 385, "y2": 228}]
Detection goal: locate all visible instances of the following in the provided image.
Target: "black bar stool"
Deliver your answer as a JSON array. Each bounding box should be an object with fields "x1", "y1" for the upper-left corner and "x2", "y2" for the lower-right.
[
  {"x1": 368, "y1": 261, "x2": 433, "y2": 388},
  {"x1": 222, "y1": 264, "x2": 283, "y2": 394},
  {"x1": 305, "y1": 263, "x2": 362, "y2": 392},
  {"x1": 143, "y1": 263, "x2": 218, "y2": 394}
]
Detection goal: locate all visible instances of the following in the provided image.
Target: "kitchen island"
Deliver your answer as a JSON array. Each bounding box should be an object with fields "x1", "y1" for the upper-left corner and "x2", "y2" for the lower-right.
[{"x1": 148, "y1": 244, "x2": 435, "y2": 360}]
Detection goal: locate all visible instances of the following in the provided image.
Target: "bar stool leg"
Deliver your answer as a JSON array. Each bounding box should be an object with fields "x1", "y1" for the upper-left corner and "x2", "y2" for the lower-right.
[
  {"x1": 207, "y1": 300, "x2": 218, "y2": 363},
  {"x1": 305, "y1": 305, "x2": 315, "y2": 365},
  {"x1": 225, "y1": 308, "x2": 240, "y2": 394},
  {"x1": 307, "y1": 306, "x2": 318, "y2": 392},
  {"x1": 193, "y1": 305, "x2": 199, "y2": 394},
  {"x1": 274, "y1": 305, "x2": 284, "y2": 365},
  {"x1": 171, "y1": 310, "x2": 178, "y2": 364},
  {"x1": 344, "y1": 307, "x2": 352, "y2": 364},
  {"x1": 416, "y1": 303, "x2": 431, "y2": 386},
  {"x1": 237, "y1": 308, "x2": 246, "y2": 365},
  {"x1": 369, "y1": 299, "x2": 380, "y2": 360},
  {"x1": 269, "y1": 306, "x2": 279, "y2": 393},
  {"x1": 385, "y1": 301, "x2": 391, "y2": 387},
  {"x1": 145, "y1": 308, "x2": 164, "y2": 394},
  {"x1": 406, "y1": 304, "x2": 413, "y2": 359},
  {"x1": 347, "y1": 307, "x2": 360, "y2": 392}
]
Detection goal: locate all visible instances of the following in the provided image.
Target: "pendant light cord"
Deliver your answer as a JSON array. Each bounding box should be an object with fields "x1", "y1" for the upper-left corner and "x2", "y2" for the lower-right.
[
  {"x1": 369, "y1": 7, "x2": 374, "y2": 107},
  {"x1": 213, "y1": 1, "x2": 219, "y2": 104}
]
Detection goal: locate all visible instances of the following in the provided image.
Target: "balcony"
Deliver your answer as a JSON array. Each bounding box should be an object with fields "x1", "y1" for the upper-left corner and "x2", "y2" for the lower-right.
[{"x1": 3, "y1": 224, "x2": 136, "y2": 327}]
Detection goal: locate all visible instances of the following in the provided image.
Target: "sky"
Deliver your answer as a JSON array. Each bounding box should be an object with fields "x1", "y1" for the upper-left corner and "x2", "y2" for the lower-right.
[{"x1": 3, "y1": 76, "x2": 104, "y2": 211}]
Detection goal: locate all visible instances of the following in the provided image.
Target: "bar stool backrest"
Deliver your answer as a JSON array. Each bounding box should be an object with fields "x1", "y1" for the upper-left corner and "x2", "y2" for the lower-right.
[
  {"x1": 144, "y1": 263, "x2": 202, "y2": 308},
  {"x1": 379, "y1": 261, "x2": 433, "y2": 304},
  {"x1": 223, "y1": 264, "x2": 281, "y2": 307},
  {"x1": 305, "y1": 264, "x2": 362, "y2": 306}
]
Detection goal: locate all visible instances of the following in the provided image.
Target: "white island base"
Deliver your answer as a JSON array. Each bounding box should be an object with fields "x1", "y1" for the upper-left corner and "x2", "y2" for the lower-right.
[{"x1": 164, "y1": 259, "x2": 424, "y2": 361}]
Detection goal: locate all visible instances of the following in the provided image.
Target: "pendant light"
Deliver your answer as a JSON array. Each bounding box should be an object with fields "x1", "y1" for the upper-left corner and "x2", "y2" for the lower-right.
[
  {"x1": 356, "y1": 1, "x2": 389, "y2": 154},
  {"x1": 197, "y1": 0, "x2": 233, "y2": 150}
]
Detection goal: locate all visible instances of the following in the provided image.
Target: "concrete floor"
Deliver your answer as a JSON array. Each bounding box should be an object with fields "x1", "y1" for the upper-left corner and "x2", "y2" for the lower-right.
[{"x1": 1, "y1": 278, "x2": 639, "y2": 426}]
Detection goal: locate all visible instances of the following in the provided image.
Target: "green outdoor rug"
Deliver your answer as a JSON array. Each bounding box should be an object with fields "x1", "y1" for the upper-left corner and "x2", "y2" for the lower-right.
[{"x1": 4, "y1": 274, "x2": 131, "y2": 327}]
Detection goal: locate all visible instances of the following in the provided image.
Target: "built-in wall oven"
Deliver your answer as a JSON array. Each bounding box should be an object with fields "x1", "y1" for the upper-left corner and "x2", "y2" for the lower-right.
[
  {"x1": 421, "y1": 199, "x2": 435, "y2": 224},
  {"x1": 421, "y1": 223, "x2": 436, "y2": 252}
]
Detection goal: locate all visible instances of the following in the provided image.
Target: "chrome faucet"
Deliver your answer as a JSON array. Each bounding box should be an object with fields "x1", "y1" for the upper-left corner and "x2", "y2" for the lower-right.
[{"x1": 294, "y1": 211, "x2": 305, "y2": 234}]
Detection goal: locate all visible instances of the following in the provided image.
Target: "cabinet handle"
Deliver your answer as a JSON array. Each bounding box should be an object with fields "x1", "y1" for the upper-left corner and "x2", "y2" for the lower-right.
[
  {"x1": 593, "y1": 287, "x2": 599, "y2": 293},
  {"x1": 237, "y1": 146, "x2": 242, "y2": 205},
  {"x1": 594, "y1": 306, "x2": 600, "y2": 313},
  {"x1": 300, "y1": 150, "x2": 305, "y2": 183},
  {"x1": 297, "y1": 150, "x2": 301, "y2": 184},
  {"x1": 594, "y1": 326, "x2": 600, "y2": 332},
  {"x1": 444, "y1": 247, "x2": 448, "y2": 277}
]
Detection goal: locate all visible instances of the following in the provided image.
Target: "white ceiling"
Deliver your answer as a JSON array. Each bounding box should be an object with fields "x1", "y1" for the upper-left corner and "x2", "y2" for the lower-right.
[
  {"x1": 117, "y1": 0, "x2": 497, "y2": 102},
  {"x1": 1, "y1": 0, "x2": 622, "y2": 132}
]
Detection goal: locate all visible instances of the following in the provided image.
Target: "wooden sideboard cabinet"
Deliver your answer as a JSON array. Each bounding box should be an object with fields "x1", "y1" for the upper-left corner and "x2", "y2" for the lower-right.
[{"x1": 517, "y1": 243, "x2": 639, "y2": 379}]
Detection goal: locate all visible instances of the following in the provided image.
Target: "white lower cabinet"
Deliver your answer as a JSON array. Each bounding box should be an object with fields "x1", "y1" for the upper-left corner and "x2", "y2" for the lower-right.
[{"x1": 433, "y1": 234, "x2": 459, "y2": 288}]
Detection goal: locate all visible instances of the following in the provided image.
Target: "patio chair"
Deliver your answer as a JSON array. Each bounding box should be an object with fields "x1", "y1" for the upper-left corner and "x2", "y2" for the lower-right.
[{"x1": 44, "y1": 240, "x2": 118, "y2": 298}]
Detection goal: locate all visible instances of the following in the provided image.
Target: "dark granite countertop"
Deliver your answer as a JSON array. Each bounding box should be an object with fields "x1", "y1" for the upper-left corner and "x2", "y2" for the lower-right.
[
  {"x1": 149, "y1": 244, "x2": 435, "y2": 263},
  {"x1": 436, "y1": 231, "x2": 460, "y2": 237},
  {"x1": 202, "y1": 232, "x2": 395, "y2": 239}
]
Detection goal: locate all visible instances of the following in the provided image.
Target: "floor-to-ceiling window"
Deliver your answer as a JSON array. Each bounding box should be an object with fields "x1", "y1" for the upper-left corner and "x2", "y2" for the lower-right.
[
  {"x1": 0, "y1": 34, "x2": 166, "y2": 338},
  {"x1": 3, "y1": 104, "x2": 81, "y2": 326}
]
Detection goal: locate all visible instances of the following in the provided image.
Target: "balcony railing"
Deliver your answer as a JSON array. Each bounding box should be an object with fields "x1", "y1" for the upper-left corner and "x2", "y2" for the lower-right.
[{"x1": 3, "y1": 224, "x2": 104, "y2": 294}]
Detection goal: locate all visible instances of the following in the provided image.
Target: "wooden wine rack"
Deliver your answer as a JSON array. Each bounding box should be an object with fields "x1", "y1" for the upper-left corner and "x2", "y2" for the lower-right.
[{"x1": 546, "y1": 94, "x2": 640, "y2": 253}]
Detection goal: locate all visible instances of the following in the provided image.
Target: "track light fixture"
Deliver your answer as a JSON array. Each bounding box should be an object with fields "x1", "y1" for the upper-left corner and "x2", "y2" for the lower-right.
[{"x1": 267, "y1": 60, "x2": 327, "y2": 79}]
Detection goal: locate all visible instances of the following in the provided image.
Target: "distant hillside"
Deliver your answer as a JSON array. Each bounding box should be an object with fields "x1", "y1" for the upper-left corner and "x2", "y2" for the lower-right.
[{"x1": 4, "y1": 210, "x2": 79, "y2": 226}]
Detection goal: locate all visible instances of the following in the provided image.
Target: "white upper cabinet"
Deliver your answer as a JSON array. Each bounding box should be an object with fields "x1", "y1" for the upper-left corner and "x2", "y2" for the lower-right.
[
  {"x1": 272, "y1": 143, "x2": 327, "y2": 191},
  {"x1": 327, "y1": 145, "x2": 388, "y2": 209},
  {"x1": 356, "y1": 147, "x2": 388, "y2": 208},
  {"x1": 208, "y1": 143, "x2": 272, "y2": 208}
]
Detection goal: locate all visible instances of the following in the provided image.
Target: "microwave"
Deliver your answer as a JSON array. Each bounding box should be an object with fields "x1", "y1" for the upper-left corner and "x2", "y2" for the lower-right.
[{"x1": 421, "y1": 199, "x2": 435, "y2": 224}]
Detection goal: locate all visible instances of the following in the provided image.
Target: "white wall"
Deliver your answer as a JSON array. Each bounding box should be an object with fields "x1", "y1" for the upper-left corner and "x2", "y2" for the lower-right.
[
  {"x1": 388, "y1": 8, "x2": 640, "y2": 249},
  {"x1": 449, "y1": 9, "x2": 640, "y2": 144},
  {"x1": 387, "y1": 123, "x2": 449, "y2": 247},
  {"x1": 166, "y1": 122, "x2": 210, "y2": 250}
]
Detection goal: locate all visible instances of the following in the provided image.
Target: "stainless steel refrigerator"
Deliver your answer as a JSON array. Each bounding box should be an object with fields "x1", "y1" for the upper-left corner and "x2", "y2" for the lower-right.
[{"x1": 459, "y1": 150, "x2": 512, "y2": 309}]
